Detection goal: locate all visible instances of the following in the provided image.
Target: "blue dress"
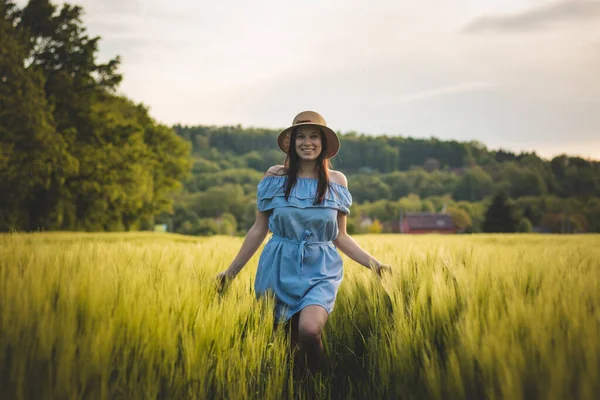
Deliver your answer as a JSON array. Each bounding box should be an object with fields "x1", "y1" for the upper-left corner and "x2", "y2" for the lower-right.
[{"x1": 254, "y1": 176, "x2": 353, "y2": 323}]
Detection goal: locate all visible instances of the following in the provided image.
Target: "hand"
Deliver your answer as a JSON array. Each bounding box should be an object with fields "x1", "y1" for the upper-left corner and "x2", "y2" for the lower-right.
[
  {"x1": 216, "y1": 271, "x2": 235, "y2": 292},
  {"x1": 374, "y1": 263, "x2": 392, "y2": 277}
]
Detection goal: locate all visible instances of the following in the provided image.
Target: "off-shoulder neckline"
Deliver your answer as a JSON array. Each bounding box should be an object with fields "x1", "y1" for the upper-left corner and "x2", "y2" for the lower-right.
[{"x1": 260, "y1": 175, "x2": 349, "y2": 190}]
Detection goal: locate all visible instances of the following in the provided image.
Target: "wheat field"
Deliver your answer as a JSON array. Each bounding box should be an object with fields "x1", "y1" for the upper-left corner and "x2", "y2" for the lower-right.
[{"x1": 0, "y1": 232, "x2": 599, "y2": 399}]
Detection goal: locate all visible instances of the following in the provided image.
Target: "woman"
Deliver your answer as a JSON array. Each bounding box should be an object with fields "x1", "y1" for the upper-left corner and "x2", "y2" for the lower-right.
[{"x1": 216, "y1": 111, "x2": 391, "y2": 373}]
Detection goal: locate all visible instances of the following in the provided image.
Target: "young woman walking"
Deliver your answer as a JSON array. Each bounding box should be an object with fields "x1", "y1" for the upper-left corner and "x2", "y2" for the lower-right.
[{"x1": 217, "y1": 111, "x2": 391, "y2": 373}]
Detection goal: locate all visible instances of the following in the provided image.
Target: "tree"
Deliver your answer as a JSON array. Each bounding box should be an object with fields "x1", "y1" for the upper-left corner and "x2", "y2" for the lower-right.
[
  {"x1": 561, "y1": 165, "x2": 600, "y2": 198},
  {"x1": 539, "y1": 212, "x2": 588, "y2": 233},
  {"x1": 446, "y1": 207, "x2": 472, "y2": 231},
  {"x1": 501, "y1": 164, "x2": 547, "y2": 198},
  {"x1": 1, "y1": 0, "x2": 190, "y2": 231},
  {"x1": 140, "y1": 119, "x2": 191, "y2": 221},
  {"x1": 453, "y1": 167, "x2": 493, "y2": 201},
  {"x1": 483, "y1": 192, "x2": 520, "y2": 233},
  {"x1": 517, "y1": 218, "x2": 533, "y2": 233},
  {"x1": 0, "y1": 0, "x2": 76, "y2": 230},
  {"x1": 381, "y1": 171, "x2": 412, "y2": 199},
  {"x1": 218, "y1": 212, "x2": 238, "y2": 235},
  {"x1": 586, "y1": 198, "x2": 600, "y2": 233},
  {"x1": 351, "y1": 175, "x2": 392, "y2": 203},
  {"x1": 368, "y1": 219, "x2": 383, "y2": 234}
]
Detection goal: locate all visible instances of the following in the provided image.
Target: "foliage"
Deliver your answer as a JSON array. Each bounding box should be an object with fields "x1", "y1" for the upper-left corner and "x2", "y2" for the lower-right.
[
  {"x1": 517, "y1": 218, "x2": 533, "y2": 233},
  {"x1": 446, "y1": 206, "x2": 472, "y2": 230},
  {"x1": 368, "y1": 219, "x2": 383, "y2": 234},
  {"x1": 0, "y1": 0, "x2": 190, "y2": 231},
  {"x1": 169, "y1": 123, "x2": 599, "y2": 235},
  {"x1": 453, "y1": 167, "x2": 493, "y2": 201},
  {"x1": 483, "y1": 192, "x2": 520, "y2": 233}
]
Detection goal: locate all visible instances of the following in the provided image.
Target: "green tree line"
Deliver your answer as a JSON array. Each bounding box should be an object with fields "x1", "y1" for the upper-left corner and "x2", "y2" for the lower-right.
[
  {"x1": 168, "y1": 125, "x2": 599, "y2": 235},
  {"x1": 1, "y1": 0, "x2": 190, "y2": 231}
]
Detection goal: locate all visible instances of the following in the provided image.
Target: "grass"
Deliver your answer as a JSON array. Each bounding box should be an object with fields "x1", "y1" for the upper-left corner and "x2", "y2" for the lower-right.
[{"x1": 0, "y1": 232, "x2": 599, "y2": 399}]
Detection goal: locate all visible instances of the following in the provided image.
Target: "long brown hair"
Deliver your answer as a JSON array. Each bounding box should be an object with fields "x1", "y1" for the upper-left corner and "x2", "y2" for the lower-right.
[{"x1": 283, "y1": 127, "x2": 331, "y2": 204}]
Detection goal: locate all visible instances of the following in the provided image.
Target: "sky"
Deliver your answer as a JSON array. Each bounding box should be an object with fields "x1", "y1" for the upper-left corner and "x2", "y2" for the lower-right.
[{"x1": 16, "y1": 0, "x2": 600, "y2": 160}]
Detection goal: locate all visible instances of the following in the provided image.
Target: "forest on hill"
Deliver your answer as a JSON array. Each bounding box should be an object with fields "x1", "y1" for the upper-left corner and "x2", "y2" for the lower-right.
[{"x1": 166, "y1": 125, "x2": 600, "y2": 235}]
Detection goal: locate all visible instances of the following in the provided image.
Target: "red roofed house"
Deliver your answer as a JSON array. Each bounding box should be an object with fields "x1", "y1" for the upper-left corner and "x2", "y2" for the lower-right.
[{"x1": 393, "y1": 212, "x2": 457, "y2": 234}]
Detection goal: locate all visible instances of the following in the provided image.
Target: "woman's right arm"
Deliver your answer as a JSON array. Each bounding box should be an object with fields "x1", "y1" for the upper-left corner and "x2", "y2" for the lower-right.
[
  {"x1": 216, "y1": 165, "x2": 283, "y2": 287},
  {"x1": 219, "y1": 209, "x2": 270, "y2": 279}
]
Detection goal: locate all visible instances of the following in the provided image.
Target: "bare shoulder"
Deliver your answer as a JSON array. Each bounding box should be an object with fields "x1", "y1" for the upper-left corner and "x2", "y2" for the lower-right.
[
  {"x1": 328, "y1": 170, "x2": 348, "y2": 187},
  {"x1": 265, "y1": 165, "x2": 286, "y2": 177}
]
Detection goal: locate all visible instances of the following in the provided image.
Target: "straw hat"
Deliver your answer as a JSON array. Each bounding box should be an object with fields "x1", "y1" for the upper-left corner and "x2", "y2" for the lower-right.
[{"x1": 277, "y1": 111, "x2": 340, "y2": 158}]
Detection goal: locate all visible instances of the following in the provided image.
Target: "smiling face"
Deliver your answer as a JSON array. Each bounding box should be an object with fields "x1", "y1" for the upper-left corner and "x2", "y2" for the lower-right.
[{"x1": 294, "y1": 125, "x2": 323, "y2": 161}]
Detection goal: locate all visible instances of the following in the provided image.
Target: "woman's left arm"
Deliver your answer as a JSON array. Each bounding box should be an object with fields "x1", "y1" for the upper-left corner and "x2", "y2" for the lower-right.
[
  {"x1": 330, "y1": 170, "x2": 391, "y2": 275},
  {"x1": 333, "y1": 211, "x2": 391, "y2": 275}
]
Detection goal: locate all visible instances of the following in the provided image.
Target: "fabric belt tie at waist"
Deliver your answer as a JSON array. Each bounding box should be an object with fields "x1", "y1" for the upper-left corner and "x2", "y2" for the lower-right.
[{"x1": 270, "y1": 230, "x2": 333, "y2": 274}]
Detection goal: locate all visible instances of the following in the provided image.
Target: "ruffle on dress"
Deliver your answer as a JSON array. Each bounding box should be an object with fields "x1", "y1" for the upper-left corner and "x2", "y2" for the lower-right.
[{"x1": 256, "y1": 176, "x2": 353, "y2": 215}]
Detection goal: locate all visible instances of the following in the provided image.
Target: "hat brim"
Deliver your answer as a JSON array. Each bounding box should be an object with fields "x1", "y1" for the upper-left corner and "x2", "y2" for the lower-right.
[{"x1": 277, "y1": 123, "x2": 340, "y2": 159}]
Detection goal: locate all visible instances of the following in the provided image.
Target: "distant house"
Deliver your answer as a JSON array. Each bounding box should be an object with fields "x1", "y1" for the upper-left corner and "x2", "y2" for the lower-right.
[
  {"x1": 393, "y1": 212, "x2": 457, "y2": 234},
  {"x1": 359, "y1": 217, "x2": 373, "y2": 229}
]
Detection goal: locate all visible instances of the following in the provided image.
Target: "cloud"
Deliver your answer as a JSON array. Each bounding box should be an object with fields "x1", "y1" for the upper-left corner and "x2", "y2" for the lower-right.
[
  {"x1": 463, "y1": 0, "x2": 600, "y2": 33},
  {"x1": 397, "y1": 81, "x2": 498, "y2": 104}
]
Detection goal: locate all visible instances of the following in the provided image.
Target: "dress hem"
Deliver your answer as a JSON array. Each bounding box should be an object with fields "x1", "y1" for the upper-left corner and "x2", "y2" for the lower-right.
[{"x1": 276, "y1": 302, "x2": 332, "y2": 323}]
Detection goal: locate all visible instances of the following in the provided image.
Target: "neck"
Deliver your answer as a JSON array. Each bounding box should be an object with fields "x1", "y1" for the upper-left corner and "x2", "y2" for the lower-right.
[{"x1": 297, "y1": 160, "x2": 318, "y2": 178}]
